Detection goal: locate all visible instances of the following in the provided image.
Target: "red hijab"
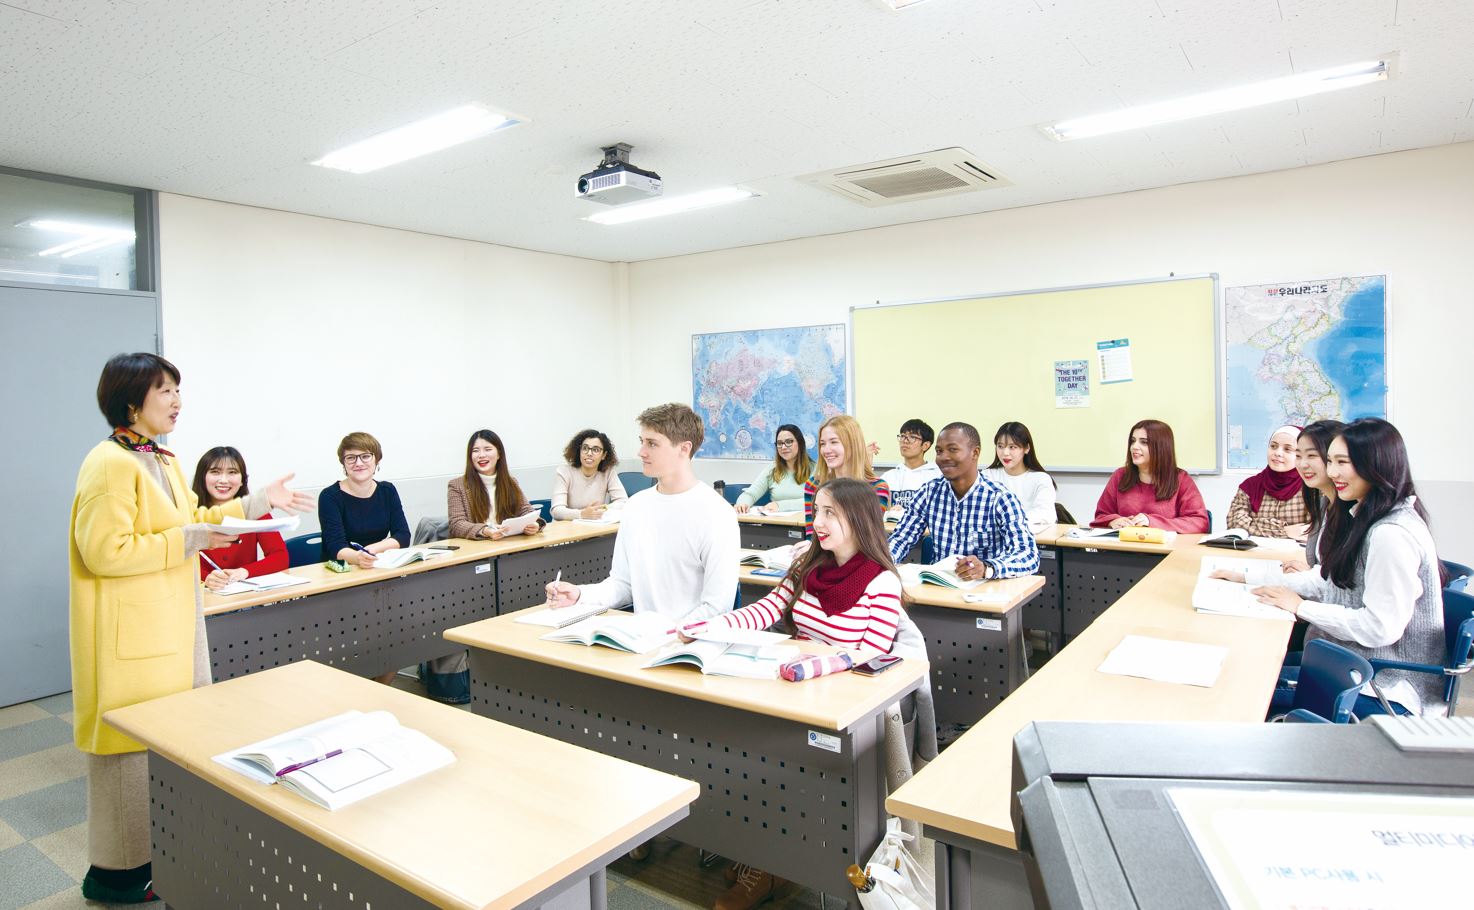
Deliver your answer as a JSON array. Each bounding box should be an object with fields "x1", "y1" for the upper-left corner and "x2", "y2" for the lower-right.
[{"x1": 1238, "y1": 425, "x2": 1303, "y2": 511}]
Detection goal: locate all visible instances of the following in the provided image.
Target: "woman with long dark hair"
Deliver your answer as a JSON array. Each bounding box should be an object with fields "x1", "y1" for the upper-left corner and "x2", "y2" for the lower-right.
[
  {"x1": 191, "y1": 446, "x2": 289, "y2": 589},
  {"x1": 1090, "y1": 419, "x2": 1209, "y2": 532},
  {"x1": 1286, "y1": 419, "x2": 1346, "y2": 569},
  {"x1": 447, "y1": 429, "x2": 540, "y2": 540},
  {"x1": 734, "y1": 424, "x2": 812, "y2": 514},
  {"x1": 983, "y1": 421, "x2": 1057, "y2": 534},
  {"x1": 1251, "y1": 418, "x2": 1446, "y2": 716}
]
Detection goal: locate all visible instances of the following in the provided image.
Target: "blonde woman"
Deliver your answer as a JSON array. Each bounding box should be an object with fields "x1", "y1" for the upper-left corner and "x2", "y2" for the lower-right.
[{"x1": 801, "y1": 415, "x2": 889, "y2": 535}]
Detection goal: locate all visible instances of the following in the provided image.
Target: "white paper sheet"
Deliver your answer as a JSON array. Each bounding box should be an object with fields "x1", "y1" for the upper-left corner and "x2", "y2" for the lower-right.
[
  {"x1": 1097, "y1": 634, "x2": 1227, "y2": 687},
  {"x1": 213, "y1": 572, "x2": 312, "y2": 596},
  {"x1": 494, "y1": 511, "x2": 541, "y2": 536},
  {"x1": 206, "y1": 514, "x2": 301, "y2": 535}
]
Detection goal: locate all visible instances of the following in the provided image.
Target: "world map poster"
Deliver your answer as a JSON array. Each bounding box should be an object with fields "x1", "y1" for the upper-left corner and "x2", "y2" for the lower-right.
[
  {"x1": 691, "y1": 324, "x2": 847, "y2": 460},
  {"x1": 1224, "y1": 275, "x2": 1387, "y2": 469}
]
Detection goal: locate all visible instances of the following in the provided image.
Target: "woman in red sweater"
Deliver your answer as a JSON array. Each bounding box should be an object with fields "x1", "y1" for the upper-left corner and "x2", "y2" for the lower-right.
[
  {"x1": 1091, "y1": 419, "x2": 1209, "y2": 532},
  {"x1": 192, "y1": 446, "x2": 289, "y2": 589}
]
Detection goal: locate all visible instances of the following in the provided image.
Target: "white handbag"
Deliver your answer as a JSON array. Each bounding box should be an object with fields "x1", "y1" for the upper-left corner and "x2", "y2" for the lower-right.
[{"x1": 854, "y1": 819, "x2": 935, "y2": 910}]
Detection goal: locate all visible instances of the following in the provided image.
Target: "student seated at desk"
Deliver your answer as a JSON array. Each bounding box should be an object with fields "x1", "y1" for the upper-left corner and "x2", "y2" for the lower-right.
[
  {"x1": 1091, "y1": 419, "x2": 1209, "y2": 532},
  {"x1": 734, "y1": 423, "x2": 811, "y2": 514},
  {"x1": 318, "y1": 431, "x2": 411, "y2": 685},
  {"x1": 1225, "y1": 425, "x2": 1311, "y2": 538},
  {"x1": 1283, "y1": 419, "x2": 1347, "y2": 571},
  {"x1": 888, "y1": 422, "x2": 1039, "y2": 579},
  {"x1": 551, "y1": 428, "x2": 627, "y2": 520},
  {"x1": 982, "y1": 421, "x2": 1058, "y2": 535},
  {"x1": 880, "y1": 418, "x2": 940, "y2": 514},
  {"x1": 192, "y1": 446, "x2": 288, "y2": 591},
  {"x1": 447, "y1": 429, "x2": 541, "y2": 540},
  {"x1": 1224, "y1": 419, "x2": 1447, "y2": 717},
  {"x1": 546, "y1": 403, "x2": 738, "y2": 625},
  {"x1": 804, "y1": 414, "x2": 889, "y2": 534},
  {"x1": 679, "y1": 477, "x2": 929, "y2": 910}
]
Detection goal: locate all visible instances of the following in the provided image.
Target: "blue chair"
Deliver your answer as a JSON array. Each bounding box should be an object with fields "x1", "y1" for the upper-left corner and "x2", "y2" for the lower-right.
[
  {"x1": 619, "y1": 470, "x2": 653, "y2": 495},
  {"x1": 1358, "y1": 586, "x2": 1474, "y2": 716},
  {"x1": 529, "y1": 498, "x2": 553, "y2": 524},
  {"x1": 1283, "y1": 708, "x2": 1331, "y2": 723},
  {"x1": 284, "y1": 532, "x2": 323, "y2": 568},
  {"x1": 1274, "y1": 639, "x2": 1373, "y2": 724},
  {"x1": 1441, "y1": 559, "x2": 1472, "y2": 585},
  {"x1": 722, "y1": 483, "x2": 749, "y2": 506}
]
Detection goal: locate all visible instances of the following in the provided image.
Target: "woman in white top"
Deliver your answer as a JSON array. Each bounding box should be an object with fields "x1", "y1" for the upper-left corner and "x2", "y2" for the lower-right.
[
  {"x1": 551, "y1": 428, "x2": 628, "y2": 520},
  {"x1": 982, "y1": 421, "x2": 1058, "y2": 535}
]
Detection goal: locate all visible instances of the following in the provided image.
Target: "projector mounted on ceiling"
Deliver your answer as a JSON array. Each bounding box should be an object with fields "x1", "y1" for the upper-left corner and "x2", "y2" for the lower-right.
[{"x1": 576, "y1": 143, "x2": 663, "y2": 205}]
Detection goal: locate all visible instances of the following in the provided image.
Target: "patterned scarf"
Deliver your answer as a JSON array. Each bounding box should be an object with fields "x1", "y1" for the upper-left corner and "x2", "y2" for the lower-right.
[
  {"x1": 803, "y1": 553, "x2": 886, "y2": 616},
  {"x1": 109, "y1": 426, "x2": 174, "y2": 463}
]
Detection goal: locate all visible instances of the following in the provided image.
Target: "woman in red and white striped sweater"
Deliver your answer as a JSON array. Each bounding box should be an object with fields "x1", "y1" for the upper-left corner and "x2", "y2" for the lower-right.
[{"x1": 683, "y1": 476, "x2": 925, "y2": 681}]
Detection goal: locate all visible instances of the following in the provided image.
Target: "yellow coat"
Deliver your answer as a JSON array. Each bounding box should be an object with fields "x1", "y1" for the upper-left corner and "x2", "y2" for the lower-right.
[{"x1": 69, "y1": 440, "x2": 244, "y2": 754}]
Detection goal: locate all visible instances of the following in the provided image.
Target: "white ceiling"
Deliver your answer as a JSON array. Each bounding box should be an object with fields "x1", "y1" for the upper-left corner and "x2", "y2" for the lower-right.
[{"x1": 2, "y1": 0, "x2": 1471, "y2": 263}]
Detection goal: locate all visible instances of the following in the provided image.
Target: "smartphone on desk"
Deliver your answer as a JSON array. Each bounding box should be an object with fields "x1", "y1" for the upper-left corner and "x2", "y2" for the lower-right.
[
  {"x1": 852, "y1": 655, "x2": 903, "y2": 676},
  {"x1": 428, "y1": 545, "x2": 460, "y2": 551}
]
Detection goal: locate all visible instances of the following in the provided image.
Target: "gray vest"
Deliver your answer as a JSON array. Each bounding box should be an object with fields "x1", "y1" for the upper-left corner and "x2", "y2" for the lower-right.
[{"x1": 1306, "y1": 502, "x2": 1445, "y2": 712}]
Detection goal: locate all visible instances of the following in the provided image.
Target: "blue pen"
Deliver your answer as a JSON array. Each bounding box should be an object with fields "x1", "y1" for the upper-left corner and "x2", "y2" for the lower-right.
[{"x1": 348, "y1": 542, "x2": 376, "y2": 563}]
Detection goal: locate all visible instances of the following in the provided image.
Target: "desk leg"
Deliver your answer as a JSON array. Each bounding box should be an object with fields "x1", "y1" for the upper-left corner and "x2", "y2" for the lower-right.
[
  {"x1": 910, "y1": 600, "x2": 1027, "y2": 729},
  {"x1": 468, "y1": 649, "x2": 893, "y2": 905},
  {"x1": 926, "y1": 828, "x2": 1032, "y2": 910}
]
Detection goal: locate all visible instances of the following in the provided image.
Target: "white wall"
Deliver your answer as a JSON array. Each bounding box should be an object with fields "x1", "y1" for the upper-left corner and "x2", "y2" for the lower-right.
[
  {"x1": 626, "y1": 143, "x2": 1474, "y2": 558},
  {"x1": 158, "y1": 194, "x2": 623, "y2": 532}
]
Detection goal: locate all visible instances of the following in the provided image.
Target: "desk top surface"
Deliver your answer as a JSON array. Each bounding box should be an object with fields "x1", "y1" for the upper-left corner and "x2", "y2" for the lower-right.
[
  {"x1": 737, "y1": 553, "x2": 1043, "y2": 614},
  {"x1": 104, "y1": 661, "x2": 697, "y2": 910},
  {"x1": 884, "y1": 540, "x2": 1293, "y2": 849},
  {"x1": 735, "y1": 510, "x2": 805, "y2": 527},
  {"x1": 445, "y1": 612, "x2": 928, "y2": 732},
  {"x1": 203, "y1": 520, "x2": 618, "y2": 616},
  {"x1": 1037, "y1": 523, "x2": 1210, "y2": 555}
]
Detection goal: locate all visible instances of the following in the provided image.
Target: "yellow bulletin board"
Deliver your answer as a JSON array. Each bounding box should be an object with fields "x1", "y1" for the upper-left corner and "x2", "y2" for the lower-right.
[{"x1": 851, "y1": 275, "x2": 1220, "y2": 473}]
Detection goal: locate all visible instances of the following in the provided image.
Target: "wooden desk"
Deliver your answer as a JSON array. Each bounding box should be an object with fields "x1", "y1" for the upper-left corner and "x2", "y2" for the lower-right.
[
  {"x1": 736, "y1": 510, "x2": 806, "y2": 550},
  {"x1": 738, "y1": 555, "x2": 1044, "y2": 728},
  {"x1": 885, "y1": 541, "x2": 1292, "y2": 910},
  {"x1": 446, "y1": 613, "x2": 927, "y2": 906},
  {"x1": 103, "y1": 661, "x2": 697, "y2": 910},
  {"x1": 203, "y1": 521, "x2": 617, "y2": 681}
]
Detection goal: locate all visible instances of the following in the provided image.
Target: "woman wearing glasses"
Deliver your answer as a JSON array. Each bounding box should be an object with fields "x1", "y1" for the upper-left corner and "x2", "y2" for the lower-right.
[
  {"x1": 551, "y1": 428, "x2": 628, "y2": 520},
  {"x1": 734, "y1": 424, "x2": 812, "y2": 514},
  {"x1": 318, "y1": 431, "x2": 411, "y2": 684}
]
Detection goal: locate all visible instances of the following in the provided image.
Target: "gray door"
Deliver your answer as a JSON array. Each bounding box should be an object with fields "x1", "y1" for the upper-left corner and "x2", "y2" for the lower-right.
[{"x1": 1, "y1": 284, "x2": 158, "y2": 706}]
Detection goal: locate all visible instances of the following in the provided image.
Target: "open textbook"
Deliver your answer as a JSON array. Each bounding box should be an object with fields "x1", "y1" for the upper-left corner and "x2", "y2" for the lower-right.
[
  {"x1": 644, "y1": 627, "x2": 797, "y2": 679},
  {"x1": 1193, "y1": 557, "x2": 1294, "y2": 621},
  {"x1": 371, "y1": 547, "x2": 450, "y2": 570},
  {"x1": 740, "y1": 545, "x2": 795, "y2": 572},
  {"x1": 541, "y1": 611, "x2": 675, "y2": 654},
  {"x1": 898, "y1": 555, "x2": 984, "y2": 590},
  {"x1": 212, "y1": 571, "x2": 311, "y2": 596},
  {"x1": 213, "y1": 710, "x2": 455, "y2": 810}
]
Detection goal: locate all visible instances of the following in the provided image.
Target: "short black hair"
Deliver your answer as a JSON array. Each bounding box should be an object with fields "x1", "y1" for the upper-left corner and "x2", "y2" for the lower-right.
[
  {"x1": 899, "y1": 418, "x2": 934, "y2": 445},
  {"x1": 96, "y1": 352, "x2": 180, "y2": 428},
  {"x1": 939, "y1": 421, "x2": 981, "y2": 448}
]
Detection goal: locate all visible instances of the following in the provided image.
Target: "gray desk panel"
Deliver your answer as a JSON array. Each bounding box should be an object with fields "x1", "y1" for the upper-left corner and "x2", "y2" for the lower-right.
[
  {"x1": 495, "y1": 535, "x2": 617, "y2": 615},
  {"x1": 1060, "y1": 548, "x2": 1164, "y2": 640},
  {"x1": 739, "y1": 521, "x2": 806, "y2": 551}
]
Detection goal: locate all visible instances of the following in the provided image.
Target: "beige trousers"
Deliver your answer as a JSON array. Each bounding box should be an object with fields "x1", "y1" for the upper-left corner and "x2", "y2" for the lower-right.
[{"x1": 86, "y1": 596, "x2": 212, "y2": 870}]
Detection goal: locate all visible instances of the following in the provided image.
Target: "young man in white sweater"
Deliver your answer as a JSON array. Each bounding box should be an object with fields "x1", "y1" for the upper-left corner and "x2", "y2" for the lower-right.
[
  {"x1": 545, "y1": 402, "x2": 739, "y2": 626},
  {"x1": 880, "y1": 418, "x2": 941, "y2": 513}
]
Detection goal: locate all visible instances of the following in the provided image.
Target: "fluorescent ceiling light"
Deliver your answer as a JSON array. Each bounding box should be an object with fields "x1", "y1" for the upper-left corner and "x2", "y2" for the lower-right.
[
  {"x1": 583, "y1": 187, "x2": 759, "y2": 225},
  {"x1": 1043, "y1": 59, "x2": 1390, "y2": 141},
  {"x1": 877, "y1": 0, "x2": 934, "y2": 9},
  {"x1": 312, "y1": 104, "x2": 520, "y2": 174},
  {"x1": 27, "y1": 219, "x2": 135, "y2": 257}
]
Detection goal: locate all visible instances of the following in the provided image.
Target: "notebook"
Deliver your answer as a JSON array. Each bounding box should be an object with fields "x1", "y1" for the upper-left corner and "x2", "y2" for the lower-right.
[
  {"x1": 573, "y1": 510, "x2": 623, "y2": 526},
  {"x1": 212, "y1": 571, "x2": 312, "y2": 596},
  {"x1": 513, "y1": 601, "x2": 615, "y2": 629},
  {"x1": 212, "y1": 710, "x2": 455, "y2": 810},
  {"x1": 540, "y1": 611, "x2": 675, "y2": 654},
  {"x1": 739, "y1": 545, "x2": 796, "y2": 572},
  {"x1": 1193, "y1": 557, "x2": 1293, "y2": 621}
]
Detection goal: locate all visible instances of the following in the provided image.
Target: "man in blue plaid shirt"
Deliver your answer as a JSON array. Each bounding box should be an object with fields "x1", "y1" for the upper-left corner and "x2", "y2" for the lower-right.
[{"x1": 888, "y1": 422, "x2": 1039, "y2": 580}]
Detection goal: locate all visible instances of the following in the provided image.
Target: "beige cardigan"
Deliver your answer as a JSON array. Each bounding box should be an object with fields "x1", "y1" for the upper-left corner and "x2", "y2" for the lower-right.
[{"x1": 447, "y1": 474, "x2": 536, "y2": 539}]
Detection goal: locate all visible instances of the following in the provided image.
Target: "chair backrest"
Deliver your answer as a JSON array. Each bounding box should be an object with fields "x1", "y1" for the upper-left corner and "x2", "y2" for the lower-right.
[
  {"x1": 1441, "y1": 558, "x2": 1472, "y2": 586},
  {"x1": 284, "y1": 532, "x2": 324, "y2": 568},
  {"x1": 528, "y1": 498, "x2": 553, "y2": 525},
  {"x1": 1440, "y1": 587, "x2": 1474, "y2": 702},
  {"x1": 1054, "y1": 502, "x2": 1076, "y2": 525},
  {"x1": 722, "y1": 483, "x2": 749, "y2": 506},
  {"x1": 1292, "y1": 639, "x2": 1374, "y2": 723},
  {"x1": 412, "y1": 516, "x2": 449, "y2": 546},
  {"x1": 618, "y1": 470, "x2": 653, "y2": 495}
]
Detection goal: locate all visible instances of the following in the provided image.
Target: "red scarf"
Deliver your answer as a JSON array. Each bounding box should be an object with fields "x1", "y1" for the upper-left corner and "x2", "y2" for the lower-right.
[
  {"x1": 803, "y1": 553, "x2": 886, "y2": 616},
  {"x1": 1238, "y1": 464, "x2": 1302, "y2": 511}
]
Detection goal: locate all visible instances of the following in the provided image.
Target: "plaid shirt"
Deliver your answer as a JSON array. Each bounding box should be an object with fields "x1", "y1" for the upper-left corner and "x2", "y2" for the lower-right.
[{"x1": 888, "y1": 472, "x2": 1039, "y2": 577}]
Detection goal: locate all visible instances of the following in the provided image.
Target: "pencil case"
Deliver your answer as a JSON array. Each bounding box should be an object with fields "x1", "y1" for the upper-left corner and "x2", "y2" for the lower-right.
[
  {"x1": 325, "y1": 559, "x2": 351, "y2": 573},
  {"x1": 1118, "y1": 526, "x2": 1167, "y2": 544}
]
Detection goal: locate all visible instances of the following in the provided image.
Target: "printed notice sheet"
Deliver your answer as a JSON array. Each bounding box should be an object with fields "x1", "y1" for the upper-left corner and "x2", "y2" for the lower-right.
[
  {"x1": 1168, "y1": 787, "x2": 1474, "y2": 910},
  {"x1": 1053, "y1": 359, "x2": 1090, "y2": 408},
  {"x1": 1096, "y1": 338, "x2": 1134, "y2": 384}
]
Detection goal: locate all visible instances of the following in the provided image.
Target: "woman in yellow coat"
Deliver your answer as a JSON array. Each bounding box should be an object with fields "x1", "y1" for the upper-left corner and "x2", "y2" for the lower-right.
[{"x1": 69, "y1": 352, "x2": 313, "y2": 903}]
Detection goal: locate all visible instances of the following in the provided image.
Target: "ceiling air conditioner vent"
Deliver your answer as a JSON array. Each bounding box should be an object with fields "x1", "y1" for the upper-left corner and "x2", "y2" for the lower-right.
[{"x1": 799, "y1": 148, "x2": 1010, "y2": 207}]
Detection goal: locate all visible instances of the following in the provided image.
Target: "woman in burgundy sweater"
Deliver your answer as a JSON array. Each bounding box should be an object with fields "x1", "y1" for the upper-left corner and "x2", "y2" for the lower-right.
[
  {"x1": 192, "y1": 446, "x2": 289, "y2": 589},
  {"x1": 1091, "y1": 419, "x2": 1209, "y2": 533}
]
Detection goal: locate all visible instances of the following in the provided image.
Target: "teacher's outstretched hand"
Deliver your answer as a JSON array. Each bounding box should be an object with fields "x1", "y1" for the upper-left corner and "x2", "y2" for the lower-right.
[{"x1": 262, "y1": 473, "x2": 316, "y2": 513}]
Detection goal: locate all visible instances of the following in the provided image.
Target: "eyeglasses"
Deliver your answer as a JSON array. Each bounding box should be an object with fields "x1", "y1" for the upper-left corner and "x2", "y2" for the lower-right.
[
  {"x1": 343, "y1": 452, "x2": 375, "y2": 465},
  {"x1": 775, "y1": 439, "x2": 798, "y2": 448},
  {"x1": 580, "y1": 445, "x2": 605, "y2": 455},
  {"x1": 896, "y1": 434, "x2": 923, "y2": 444}
]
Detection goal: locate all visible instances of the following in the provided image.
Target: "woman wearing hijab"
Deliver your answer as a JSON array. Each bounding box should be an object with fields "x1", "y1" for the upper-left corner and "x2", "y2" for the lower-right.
[{"x1": 1226, "y1": 425, "x2": 1311, "y2": 537}]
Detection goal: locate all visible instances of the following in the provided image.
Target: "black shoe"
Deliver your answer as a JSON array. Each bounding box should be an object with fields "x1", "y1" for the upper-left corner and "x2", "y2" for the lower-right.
[{"x1": 82, "y1": 874, "x2": 159, "y2": 903}]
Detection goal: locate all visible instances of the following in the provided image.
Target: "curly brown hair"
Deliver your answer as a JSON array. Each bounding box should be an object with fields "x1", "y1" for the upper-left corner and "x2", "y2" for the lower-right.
[{"x1": 562, "y1": 429, "x2": 617, "y2": 472}]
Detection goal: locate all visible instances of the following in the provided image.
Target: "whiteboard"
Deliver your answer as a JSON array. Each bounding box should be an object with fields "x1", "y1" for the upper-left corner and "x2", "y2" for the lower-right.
[{"x1": 850, "y1": 275, "x2": 1220, "y2": 473}]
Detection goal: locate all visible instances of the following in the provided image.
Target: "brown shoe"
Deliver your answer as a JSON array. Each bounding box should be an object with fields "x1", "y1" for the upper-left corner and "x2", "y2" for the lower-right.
[{"x1": 714, "y1": 867, "x2": 776, "y2": 910}]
